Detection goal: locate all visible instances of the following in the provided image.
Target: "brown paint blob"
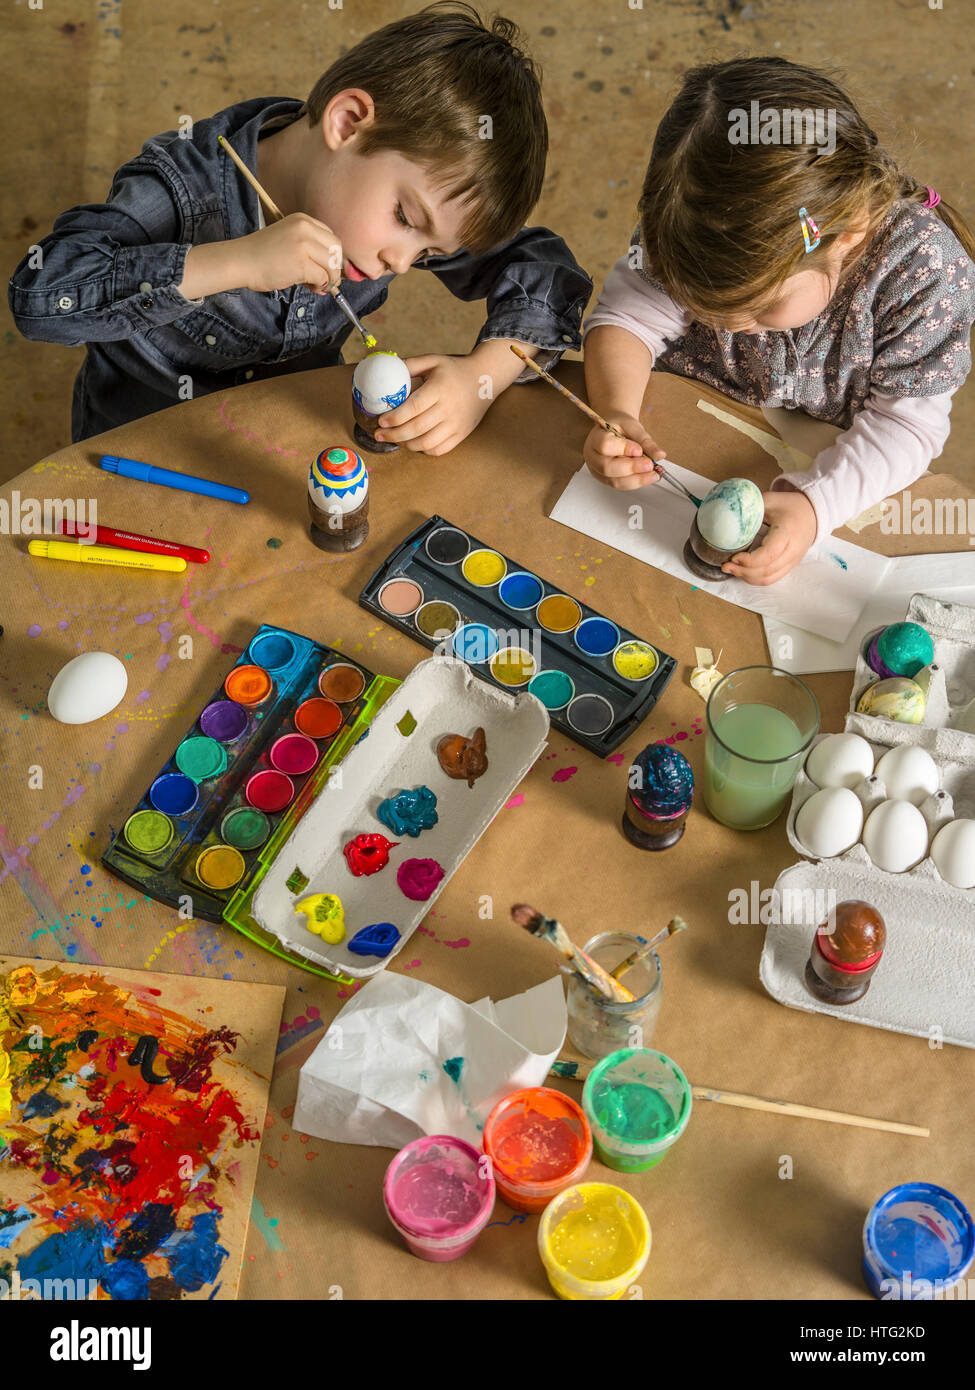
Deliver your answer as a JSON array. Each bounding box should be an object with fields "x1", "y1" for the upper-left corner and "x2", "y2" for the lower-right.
[{"x1": 437, "y1": 727, "x2": 488, "y2": 789}]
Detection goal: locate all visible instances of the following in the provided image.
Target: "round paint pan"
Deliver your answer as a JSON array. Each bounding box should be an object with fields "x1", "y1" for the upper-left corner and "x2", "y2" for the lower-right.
[
  {"x1": 415, "y1": 601, "x2": 461, "y2": 640},
  {"x1": 225, "y1": 664, "x2": 272, "y2": 708},
  {"x1": 270, "y1": 733, "x2": 319, "y2": 776},
  {"x1": 319, "y1": 663, "x2": 366, "y2": 703},
  {"x1": 295, "y1": 697, "x2": 343, "y2": 739},
  {"x1": 200, "y1": 699, "x2": 249, "y2": 743},
  {"x1": 245, "y1": 769, "x2": 295, "y2": 813},
  {"x1": 566, "y1": 693, "x2": 615, "y2": 737},
  {"x1": 612, "y1": 640, "x2": 659, "y2": 683},
  {"x1": 537, "y1": 594, "x2": 582, "y2": 634},
  {"x1": 453, "y1": 623, "x2": 500, "y2": 665},
  {"x1": 462, "y1": 549, "x2": 507, "y2": 588},
  {"x1": 149, "y1": 773, "x2": 199, "y2": 817},
  {"x1": 574, "y1": 616, "x2": 621, "y2": 659},
  {"x1": 863, "y1": 1183, "x2": 975, "y2": 1300},
  {"x1": 490, "y1": 647, "x2": 537, "y2": 688},
  {"x1": 220, "y1": 807, "x2": 271, "y2": 851},
  {"x1": 123, "y1": 809, "x2": 174, "y2": 855},
  {"x1": 424, "y1": 526, "x2": 471, "y2": 566},
  {"x1": 175, "y1": 735, "x2": 228, "y2": 783},
  {"x1": 528, "y1": 670, "x2": 575, "y2": 711},
  {"x1": 194, "y1": 844, "x2": 246, "y2": 891},
  {"x1": 378, "y1": 578, "x2": 424, "y2": 617},
  {"x1": 248, "y1": 631, "x2": 296, "y2": 672},
  {"x1": 498, "y1": 571, "x2": 544, "y2": 611}
]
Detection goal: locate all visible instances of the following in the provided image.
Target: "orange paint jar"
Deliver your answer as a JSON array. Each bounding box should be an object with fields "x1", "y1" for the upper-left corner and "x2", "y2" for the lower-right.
[{"x1": 483, "y1": 1087, "x2": 592, "y2": 1213}]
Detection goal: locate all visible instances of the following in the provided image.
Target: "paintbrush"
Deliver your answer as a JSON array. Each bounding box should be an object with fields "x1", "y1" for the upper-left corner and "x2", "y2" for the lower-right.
[
  {"x1": 508, "y1": 345, "x2": 702, "y2": 507},
  {"x1": 511, "y1": 903, "x2": 634, "y2": 1002},
  {"x1": 609, "y1": 917, "x2": 686, "y2": 981},
  {"x1": 217, "y1": 135, "x2": 378, "y2": 350}
]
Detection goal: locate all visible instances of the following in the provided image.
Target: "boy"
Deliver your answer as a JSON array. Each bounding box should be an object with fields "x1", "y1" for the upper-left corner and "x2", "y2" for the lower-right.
[{"x1": 8, "y1": 4, "x2": 591, "y2": 449}]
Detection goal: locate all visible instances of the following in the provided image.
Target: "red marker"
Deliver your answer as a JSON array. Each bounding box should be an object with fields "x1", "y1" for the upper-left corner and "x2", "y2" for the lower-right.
[{"x1": 58, "y1": 521, "x2": 210, "y2": 564}]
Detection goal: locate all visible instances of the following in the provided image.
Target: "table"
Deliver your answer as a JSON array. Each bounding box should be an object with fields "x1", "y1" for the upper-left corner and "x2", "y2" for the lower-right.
[{"x1": 1, "y1": 363, "x2": 970, "y2": 1300}]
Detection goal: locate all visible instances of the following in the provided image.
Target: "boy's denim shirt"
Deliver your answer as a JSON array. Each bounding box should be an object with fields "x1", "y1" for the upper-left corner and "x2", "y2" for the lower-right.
[{"x1": 8, "y1": 97, "x2": 593, "y2": 442}]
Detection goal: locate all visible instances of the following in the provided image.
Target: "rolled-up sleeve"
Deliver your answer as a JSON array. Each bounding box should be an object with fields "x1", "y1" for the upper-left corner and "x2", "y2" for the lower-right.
[
  {"x1": 8, "y1": 157, "x2": 204, "y2": 344},
  {"x1": 419, "y1": 226, "x2": 593, "y2": 380}
]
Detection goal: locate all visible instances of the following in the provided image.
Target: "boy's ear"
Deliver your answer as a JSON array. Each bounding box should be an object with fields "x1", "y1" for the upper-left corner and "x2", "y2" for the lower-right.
[{"x1": 322, "y1": 89, "x2": 376, "y2": 149}]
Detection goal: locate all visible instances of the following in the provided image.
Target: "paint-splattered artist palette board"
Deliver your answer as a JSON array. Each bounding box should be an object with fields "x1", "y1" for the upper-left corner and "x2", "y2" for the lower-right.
[
  {"x1": 0, "y1": 956, "x2": 284, "y2": 1300},
  {"x1": 101, "y1": 625, "x2": 398, "y2": 960},
  {"x1": 359, "y1": 515, "x2": 676, "y2": 756}
]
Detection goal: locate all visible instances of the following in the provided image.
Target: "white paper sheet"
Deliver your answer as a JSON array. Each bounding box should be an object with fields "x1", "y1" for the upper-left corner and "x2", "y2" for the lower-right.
[
  {"x1": 293, "y1": 974, "x2": 567, "y2": 1148},
  {"x1": 763, "y1": 554, "x2": 975, "y2": 674},
  {"x1": 549, "y1": 462, "x2": 891, "y2": 642}
]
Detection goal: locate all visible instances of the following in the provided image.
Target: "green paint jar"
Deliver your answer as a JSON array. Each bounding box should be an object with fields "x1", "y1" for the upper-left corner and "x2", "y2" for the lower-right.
[{"x1": 582, "y1": 1048, "x2": 692, "y2": 1173}]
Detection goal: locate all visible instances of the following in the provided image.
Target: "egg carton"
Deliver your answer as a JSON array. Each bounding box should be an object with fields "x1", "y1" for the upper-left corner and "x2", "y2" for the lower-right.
[
  {"x1": 759, "y1": 860, "x2": 975, "y2": 1048},
  {"x1": 785, "y1": 731, "x2": 975, "y2": 900},
  {"x1": 849, "y1": 593, "x2": 975, "y2": 755}
]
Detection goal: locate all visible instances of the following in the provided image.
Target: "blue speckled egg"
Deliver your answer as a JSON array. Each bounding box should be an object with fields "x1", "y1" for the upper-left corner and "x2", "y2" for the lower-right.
[
  {"x1": 629, "y1": 743, "x2": 694, "y2": 818},
  {"x1": 697, "y1": 477, "x2": 764, "y2": 551}
]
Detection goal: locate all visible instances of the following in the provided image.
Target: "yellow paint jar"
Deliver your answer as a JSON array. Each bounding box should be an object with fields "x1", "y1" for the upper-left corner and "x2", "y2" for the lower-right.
[{"x1": 537, "y1": 1182, "x2": 651, "y2": 1300}]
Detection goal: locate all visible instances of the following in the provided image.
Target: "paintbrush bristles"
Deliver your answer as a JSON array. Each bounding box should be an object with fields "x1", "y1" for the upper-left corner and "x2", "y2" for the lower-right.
[{"x1": 510, "y1": 904, "x2": 633, "y2": 1002}]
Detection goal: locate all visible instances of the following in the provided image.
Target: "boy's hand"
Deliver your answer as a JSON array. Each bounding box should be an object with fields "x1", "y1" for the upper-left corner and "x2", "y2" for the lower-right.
[
  {"x1": 374, "y1": 355, "x2": 492, "y2": 455},
  {"x1": 235, "y1": 213, "x2": 344, "y2": 294},
  {"x1": 722, "y1": 489, "x2": 818, "y2": 586},
  {"x1": 583, "y1": 414, "x2": 667, "y2": 490}
]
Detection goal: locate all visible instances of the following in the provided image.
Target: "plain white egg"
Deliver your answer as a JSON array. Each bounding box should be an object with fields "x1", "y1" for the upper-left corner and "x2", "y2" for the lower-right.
[
  {"x1": 352, "y1": 351, "x2": 412, "y2": 416},
  {"x1": 874, "y1": 745, "x2": 939, "y2": 806},
  {"x1": 805, "y1": 733, "x2": 875, "y2": 789},
  {"x1": 862, "y1": 799, "x2": 929, "y2": 873},
  {"x1": 931, "y1": 819, "x2": 975, "y2": 889},
  {"x1": 795, "y1": 786, "x2": 863, "y2": 858},
  {"x1": 47, "y1": 651, "x2": 128, "y2": 725}
]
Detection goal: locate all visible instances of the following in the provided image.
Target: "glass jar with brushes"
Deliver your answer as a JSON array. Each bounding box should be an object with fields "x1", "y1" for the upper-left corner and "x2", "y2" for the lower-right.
[{"x1": 566, "y1": 931, "x2": 663, "y2": 1060}]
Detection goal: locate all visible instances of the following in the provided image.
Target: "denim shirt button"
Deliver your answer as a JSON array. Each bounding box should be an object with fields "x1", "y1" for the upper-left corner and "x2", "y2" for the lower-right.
[
  {"x1": 296, "y1": 306, "x2": 306, "y2": 319},
  {"x1": 58, "y1": 296, "x2": 73, "y2": 311},
  {"x1": 139, "y1": 282, "x2": 153, "y2": 293},
  {"x1": 244, "y1": 369, "x2": 254, "y2": 380},
  {"x1": 560, "y1": 334, "x2": 573, "y2": 343},
  {"x1": 141, "y1": 296, "x2": 154, "y2": 309},
  {"x1": 205, "y1": 334, "x2": 217, "y2": 346}
]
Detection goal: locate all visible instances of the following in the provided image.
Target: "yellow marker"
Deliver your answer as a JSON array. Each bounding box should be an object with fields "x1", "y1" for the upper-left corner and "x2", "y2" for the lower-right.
[
  {"x1": 28, "y1": 540, "x2": 187, "y2": 573},
  {"x1": 294, "y1": 892, "x2": 346, "y2": 944}
]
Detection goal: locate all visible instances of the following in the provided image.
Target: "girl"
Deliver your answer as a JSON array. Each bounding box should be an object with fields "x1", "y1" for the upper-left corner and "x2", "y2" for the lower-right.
[{"x1": 583, "y1": 56, "x2": 975, "y2": 585}]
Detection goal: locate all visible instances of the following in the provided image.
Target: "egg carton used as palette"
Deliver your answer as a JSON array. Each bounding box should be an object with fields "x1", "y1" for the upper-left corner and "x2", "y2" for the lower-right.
[
  {"x1": 250, "y1": 656, "x2": 549, "y2": 977},
  {"x1": 849, "y1": 593, "x2": 975, "y2": 754}
]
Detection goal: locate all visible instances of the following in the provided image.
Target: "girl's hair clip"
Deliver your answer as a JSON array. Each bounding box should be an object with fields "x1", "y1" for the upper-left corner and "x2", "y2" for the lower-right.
[{"x1": 799, "y1": 206, "x2": 821, "y2": 254}]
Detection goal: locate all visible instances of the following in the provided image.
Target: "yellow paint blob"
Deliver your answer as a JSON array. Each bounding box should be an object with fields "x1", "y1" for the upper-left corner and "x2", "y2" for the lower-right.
[
  {"x1": 540, "y1": 1184, "x2": 650, "y2": 1299},
  {"x1": 612, "y1": 641, "x2": 658, "y2": 682},
  {"x1": 0, "y1": 1043, "x2": 11, "y2": 1123},
  {"x1": 295, "y1": 893, "x2": 346, "y2": 944},
  {"x1": 462, "y1": 549, "x2": 507, "y2": 587}
]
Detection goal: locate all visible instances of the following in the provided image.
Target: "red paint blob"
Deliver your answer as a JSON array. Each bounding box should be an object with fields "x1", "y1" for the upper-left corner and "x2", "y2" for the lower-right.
[
  {"x1": 246, "y1": 769, "x2": 295, "y2": 813},
  {"x1": 343, "y1": 833, "x2": 397, "y2": 876}
]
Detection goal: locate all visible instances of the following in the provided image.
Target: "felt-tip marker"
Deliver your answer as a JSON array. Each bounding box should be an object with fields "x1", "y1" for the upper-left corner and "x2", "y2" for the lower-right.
[
  {"x1": 57, "y1": 520, "x2": 210, "y2": 564},
  {"x1": 100, "y1": 454, "x2": 249, "y2": 505},
  {"x1": 28, "y1": 540, "x2": 187, "y2": 573}
]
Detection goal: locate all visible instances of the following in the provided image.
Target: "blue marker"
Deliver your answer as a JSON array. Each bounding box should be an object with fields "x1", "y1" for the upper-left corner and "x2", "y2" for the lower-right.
[{"x1": 100, "y1": 455, "x2": 249, "y2": 505}]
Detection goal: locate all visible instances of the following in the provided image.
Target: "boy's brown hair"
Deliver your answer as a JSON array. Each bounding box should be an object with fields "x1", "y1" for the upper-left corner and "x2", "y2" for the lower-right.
[
  {"x1": 638, "y1": 56, "x2": 975, "y2": 322},
  {"x1": 303, "y1": 2, "x2": 547, "y2": 256}
]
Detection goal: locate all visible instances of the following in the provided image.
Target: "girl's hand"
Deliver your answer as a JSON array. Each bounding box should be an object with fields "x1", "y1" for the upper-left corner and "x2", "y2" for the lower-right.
[
  {"x1": 374, "y1": 354, "x2": 491, "y2": 454},
  {"x1": 582, "y1": 414, "x2": 667, "y2": 490},
  {"x1": 722, "y1": 489, "x2": 818, "y2": 586}
]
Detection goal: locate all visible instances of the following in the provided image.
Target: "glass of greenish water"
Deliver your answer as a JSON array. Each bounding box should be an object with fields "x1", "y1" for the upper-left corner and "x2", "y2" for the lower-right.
[{"x1": 704, "y1": 666, "x2": 819, "y2": 830}]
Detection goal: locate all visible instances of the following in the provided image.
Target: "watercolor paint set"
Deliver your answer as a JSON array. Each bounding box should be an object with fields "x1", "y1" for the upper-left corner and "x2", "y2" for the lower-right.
[
  {"x1": 359, "y1": 516, "x2": 676, "y2": 755},
  {"x1": 102, "y1": 624, "x2": 399, "y2": 972}
]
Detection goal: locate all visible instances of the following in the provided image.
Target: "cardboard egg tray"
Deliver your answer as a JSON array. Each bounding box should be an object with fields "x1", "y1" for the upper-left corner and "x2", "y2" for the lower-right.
[{"x1": 761, "y1": 593, "x2": 975, "y2": 1047}]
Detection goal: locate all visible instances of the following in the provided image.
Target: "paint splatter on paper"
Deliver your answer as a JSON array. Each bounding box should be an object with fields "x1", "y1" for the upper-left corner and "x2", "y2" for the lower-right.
[{"x1": 0, "y1": 957, "x2": 283, "y2": 1300}]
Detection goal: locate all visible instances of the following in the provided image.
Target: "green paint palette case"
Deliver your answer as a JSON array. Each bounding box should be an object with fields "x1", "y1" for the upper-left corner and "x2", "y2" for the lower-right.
[{"x1": 359, "y1": 516, "x2": 676, "y2": 755}]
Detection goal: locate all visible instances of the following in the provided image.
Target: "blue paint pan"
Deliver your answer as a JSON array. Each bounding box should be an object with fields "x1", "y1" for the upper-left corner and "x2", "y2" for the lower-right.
[{"x1": 863, "y1": 1182, "x2": 974, "y2": 1299}]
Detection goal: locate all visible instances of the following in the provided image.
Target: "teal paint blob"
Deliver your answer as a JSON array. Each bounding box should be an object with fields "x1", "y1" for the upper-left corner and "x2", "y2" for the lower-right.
[
  {"x1": 591, "y1": 1080, "x2": 677, "y2": 1142},
  {"x1": 443, "y1": 1057, "x2": 465, "y2": 1084}
]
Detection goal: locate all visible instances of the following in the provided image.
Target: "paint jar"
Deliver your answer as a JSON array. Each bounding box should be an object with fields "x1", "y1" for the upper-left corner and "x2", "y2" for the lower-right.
[
  {"x1": 383, "y1": 1135, "x2": 495, "y2": 1262},
  {"x1": 566, "y1": 934, "x2": 662, "y2": 1060},
  {"x1": 583, "y1": 1047, "x2": 692, "y2": 1173},
  {"x1": 863, "y1": 1183, "x2": 974, "y2": 1300},
  {"x1": 538, "y1": 1183, "x2": 651, "y2": 1300},
  {"x1": 482, "y1": 1087, "x2": 592, "y2": 1213},
  {"x1": 704, "y1": 666, "x2": 819, "y2": 830}
]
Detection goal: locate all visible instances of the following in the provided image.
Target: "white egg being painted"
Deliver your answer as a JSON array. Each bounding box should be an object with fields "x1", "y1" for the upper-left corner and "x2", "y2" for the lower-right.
[
  {"x1": 794, "y1": 786, "x2": 863, "y2": 859},
  {"x1": 352, "y1": 351, "x2": 412, "y2": 416},
  {"x1": 931, "y1": 819, "x2": 975, "y2": 890},
  {"x1": 862, "y1": 799, "x2": 929, "y2": 874},
  {"x1": 696, "y1": 477, "x2": 764, "y2": 551},
  {"x1": 805, "y1": 733, "x2": 875, "y2": 789},
  {"x1": 874, "y1": 745, "x2": 939, "y2": 807},
  {"x1": 47, "y1": 652, "x2": 128, "y2": 725}
]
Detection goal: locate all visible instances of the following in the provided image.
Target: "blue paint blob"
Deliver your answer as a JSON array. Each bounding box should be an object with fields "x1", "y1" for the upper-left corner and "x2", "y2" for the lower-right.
[
  {"x1": 0, "y1": 1205, "x2": 34, "y2": 1249},
  {"x1": 348, "y1": 923, "x2": 401, "y2": 958},
  {"x1": 248, "y1": 631, "x2": 295, "y2": 671},
  {"x1": 452, "y1": 623, "x2": 500, "y2": 665},
  {"x1": 161, "y1": 1212, "x2": 229, "y2": 1293},
  {"x1": 443, "y1": 1057, "x2": 465, "y2": 1084},
  {"x1": 377, "y1": 786, "x2": 438, "y2": 837},
  {"x1": 528, "y1": 670, "x2": 575, "y2": 710},
  {"x1": 18, "y1": 1221, "x2": 109, "y2": 1286},
  {"x1": 115, "y1": 1202, "x2": 177, "y2": 1261},
  {"x1": 149, "y1": 773, "x2": 199, "y2": 817},
  {"x1": 102, "y1": 1258, "x2": 150, "y2": 1300},
  {"x1": 21, "y1": 1089, "x2": 66, "y2": 1120},
  {"x1": 629, "y1": 742, "x2": 694, "y2": 817},
  {"x1": 498, "y1": 571, "x2": 544, "y2": 610},
  {"x1": 574, "y1": 616, "x2": 620, "y2": 657}
]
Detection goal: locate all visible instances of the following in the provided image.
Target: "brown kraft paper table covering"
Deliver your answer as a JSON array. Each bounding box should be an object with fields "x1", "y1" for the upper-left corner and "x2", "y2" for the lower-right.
[{"x1": 1, "y1": 363, "x2": 972, "y2": 1300}]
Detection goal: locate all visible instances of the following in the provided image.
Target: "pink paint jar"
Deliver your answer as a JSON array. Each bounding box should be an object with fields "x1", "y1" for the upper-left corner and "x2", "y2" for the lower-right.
[{"x1": 383, "y1": 1135, "x2": 495, "y2": 1262}]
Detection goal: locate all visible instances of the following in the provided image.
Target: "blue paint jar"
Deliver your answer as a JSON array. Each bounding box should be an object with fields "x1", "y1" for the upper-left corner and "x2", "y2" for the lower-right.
[{"x1": 863, "y1": 1182, "x2": 974, "y2": 1299}]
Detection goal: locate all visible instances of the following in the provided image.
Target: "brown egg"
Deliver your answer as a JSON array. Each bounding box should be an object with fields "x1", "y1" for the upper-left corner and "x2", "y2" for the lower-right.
[{"x1": 817, "y1": 900, "x2": 886, "y2": 966}]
